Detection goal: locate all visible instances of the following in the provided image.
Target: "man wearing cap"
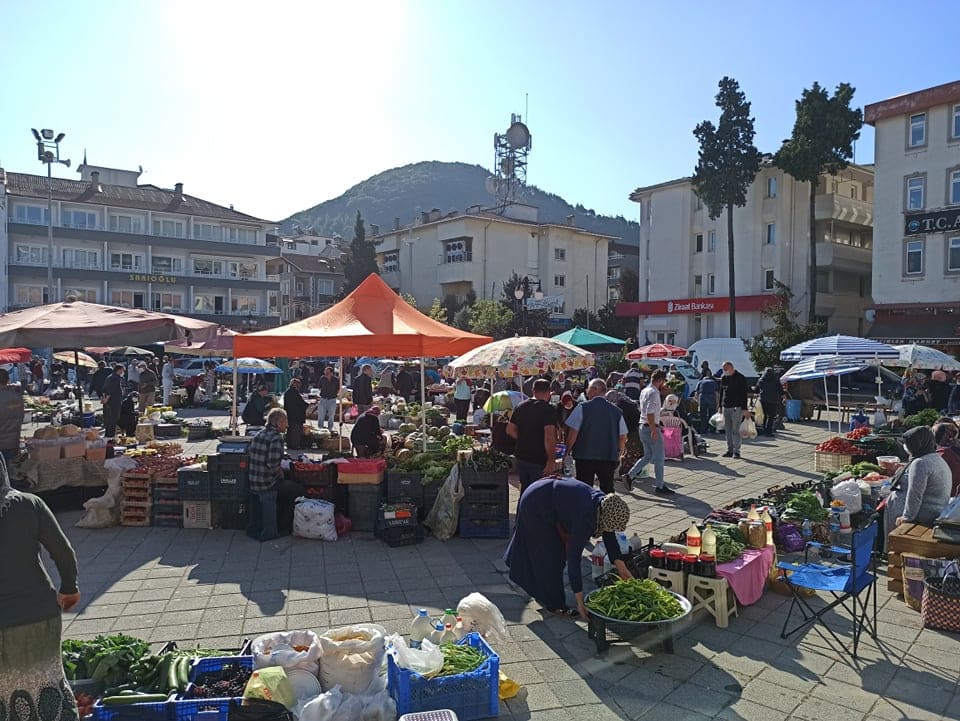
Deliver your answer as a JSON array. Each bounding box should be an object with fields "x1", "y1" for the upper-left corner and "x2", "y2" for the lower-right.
[
  {"x1": 283, "y1": 377, "x2": 309, "y2": 450},
  {"x1": 137, "y1": 361, "x2": 158, "y2": 415},
  {"x1": 241, "y1": 385, "x2": 271, "y2": 428}
]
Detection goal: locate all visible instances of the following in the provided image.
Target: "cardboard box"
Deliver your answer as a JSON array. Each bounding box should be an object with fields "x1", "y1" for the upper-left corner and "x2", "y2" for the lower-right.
[
  {"x1": 337, "y1": 470, "x2": 385, "y2": 485},
  {"x1": 60, "y1": 438, "x2": 86, "y2": 459}
]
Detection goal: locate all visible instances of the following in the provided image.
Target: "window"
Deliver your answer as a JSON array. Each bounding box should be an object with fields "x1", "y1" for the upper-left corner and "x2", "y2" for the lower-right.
[
  {"x1": 15, "y1": 286, "x2": 47, "y2": 305},
  {"x1": 62, "y1": 210, "x2": 98, "y2": 229},
  {"x1": 607, "y1": 267, "x2": 621, "y2": 280},
  {"x1": 152, "y1": 292, "x2": 183, "y2": 311},
  {"x1": 62, "y1": 248, "x2": 99, "y2": 269},
  {"x1": 152, "y1": 219, "x2": 184, "y2": 238},
  {"x1": 608, "y1": 286, "x2": 620, "y2": 301},
  {"x1": 707, "y1": 274, "x2": 716, "y2": 294},
  {"x1": 295, "y1": 282, "x2": 305, "y2": 296},
  {"x1": 694, "y1": 194, "x2": 703, "y2": 210},
  {"x1": 554, "y1": 274, "x2": 565, "y2": 287},
  {"x1": 192, "y1": 258, "x2": 224, "y2": 276},
  {"x1": 443, "y1": 239, "x2": 471, "y2": 263},
  {"x1": 110, "y1": 252, "x2": 144, "y2": 271},
  {"x1": 193, "y1": 294, "x2": 225, "y2": 313},
  {"x1": 953, "y1": 104, "x2": 960, "y2": 140},
  {"x1": 554, "y1": 248, "x2": 566, "y2": 261},
  {"x1": 317, "y1": 279, "x2": 335, "y2": 297},
  {"x1": 948, "y1": 237, "x2": 960, "y2": 272},
  {"x1": 111, "y1": 290, "x2": 146, "y2": 309},
  {"x1": 695, "y1": 234, "x2": 703, "y2": 253},
  {"x1": 905, "y1": 240, "x2": 924, "y2": 275},
  {"x1": 707, "y1": 230, "x2": 717, "y2": 252},
  {"x1": 226, "y1": 227, "x2": 256, "y2": 244},
  {"x1": 231, "y1": 295, "x2": 259, "y2": 313},
  {"x1": 552, "y1": 298, "x2": 566, "y2": 315},
  {"x1": 817, "y1": 270, "x2": 831, "y2": 291},
  {"x1": 13, "y1": 205, "x2": 49, "y2": 225},
  {"x1": 767, "y1": 176, "x2": 778, "y2": 198},
  {"x1": 693, "y1": 274, "x2": 702, "y2": 294},
  {"x1": 268, "y1": 290, "x2": 279, "y2": 313},
  {"x1": 193, "y1": 223, "x2": 222, "y2": 241},
  {"x1": 763, "y1": 269, "x2": 775, "y2": 291},
  {"x1": 907, "y1": 176, "x2": 925, "y2": 210},
  {"x1": 63, "y1": 287, "x2": 97, "y2": 302},
  {"x1": 909, "y1": 113, "x2": 926, "y2": 147},
  {"x1": 655, "y1": 332, "x2": 676, "y2": 345},
  {"x1": 151, "y1": 256, "x2": 183, "y2": 274},
  {"x1": 14, "y1": 245, "x2": 49, "y2": 265},
  {"x1": 765, "y1": 223, "x2": 776, "y2": 245},
  {"x1": 228, "y1": 261, "x2": 258, "y2": 279},
  {"x1": 280, "y1": 280, "x2": 291, "y2": 296},
  {"x1": 849, "y1": 185, "x2": 858, "y2": 200},
  {"x1": 381, "y1": 252, "x2": 399, "y2": 273},
  {"x1": 109, "y1": 214, "x2": 143, "y2": 234},
  {"x1": 950, "y1": 169, "x2": 960, "y2": 206}
]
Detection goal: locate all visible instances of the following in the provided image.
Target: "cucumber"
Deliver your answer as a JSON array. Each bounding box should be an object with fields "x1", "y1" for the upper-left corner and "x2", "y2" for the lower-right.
[
  {"x1": 167, "y1": 655, "x2": 179, "y2": 693},
  {"x1": 177, "y1": 657, "x2": 191, "y2": 690},
  {"x1": 102, "y1": 694, "x2": 169, "y2": 706}
]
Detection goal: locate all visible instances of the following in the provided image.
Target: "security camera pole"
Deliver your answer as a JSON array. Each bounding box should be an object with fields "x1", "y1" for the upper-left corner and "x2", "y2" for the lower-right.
[{"x1": 31, "y1": 128, "x2": 70, "y2": 305}]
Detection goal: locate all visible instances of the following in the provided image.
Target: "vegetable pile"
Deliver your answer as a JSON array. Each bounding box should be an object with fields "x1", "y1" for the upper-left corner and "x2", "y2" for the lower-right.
[
  {"x1": 466, "y1": 449, "x2": 512, "y2": 473},
  {"x1": 62, "y1": 634, "x2": 150, "y2": 685},
  {"x1": 782, "y1": 490, "x2": 829, "y2": 522},
  {"x1": 846, "y1": 427, "x2": 871, "y2": 440},
  {"x1": 585, "y1": 578, "x2": 685, "y2": 622},
  {"x1": 713, "y1": 525, "x2": 747, "y2": 563},
  {"x1": 815, "y1": 437, "x2": 860, "y2": 455},
  {"x1": 435, "y1": 643, "x2": 486, "y2": 677},
  {"x1": 903, "y1": 408, "x2": 941, "y2": 429},
  {"x1": 187, "y1": 663, "x2": 253, "y2": 699}
]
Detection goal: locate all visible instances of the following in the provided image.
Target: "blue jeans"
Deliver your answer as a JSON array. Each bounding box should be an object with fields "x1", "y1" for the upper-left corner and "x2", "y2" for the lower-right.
[
  {"x1": 516, "y1": 458, "x2": 548, "y2": 496},
  {"x1": 318, "y1": 398, "x2": 338, "y2": 430},
  {"x1": 247, "y1": 490, "x2": 278, "y2": 542},
  {"x1": 630, "y1": 426, "x2": 665, "y2": 488}
]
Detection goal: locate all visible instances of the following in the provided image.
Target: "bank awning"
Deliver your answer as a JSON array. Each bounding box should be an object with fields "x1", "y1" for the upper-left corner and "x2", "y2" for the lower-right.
[{"x1": 867, "y1": 315, "x2": 960, "y2": 346}]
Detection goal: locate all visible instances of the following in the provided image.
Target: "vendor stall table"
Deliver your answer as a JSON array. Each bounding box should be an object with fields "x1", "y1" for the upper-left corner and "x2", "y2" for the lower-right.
[
  {"x1": 887, "y1": 523, "x2": 960, "y2": 595},
  {"x1": 716, "y1": 546, "x2": 775, "y2": 607}
]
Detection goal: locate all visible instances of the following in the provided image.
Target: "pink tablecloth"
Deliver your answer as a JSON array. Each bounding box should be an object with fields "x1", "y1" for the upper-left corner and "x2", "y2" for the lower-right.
[{"x1": 716, "y1": 546, "x2": 775, "y2": 606}]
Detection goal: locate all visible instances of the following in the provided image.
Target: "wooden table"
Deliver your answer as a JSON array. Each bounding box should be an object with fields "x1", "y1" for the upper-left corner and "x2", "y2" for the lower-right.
[{"x1": 887, "y1": 523, "x2": 960, "y2": 594}]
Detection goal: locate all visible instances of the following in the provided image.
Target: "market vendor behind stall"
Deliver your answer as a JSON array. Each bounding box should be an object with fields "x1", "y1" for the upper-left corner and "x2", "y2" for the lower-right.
[
  {"x1": 351, "y1": 407, "x2": 385, "y2": 457},
  {"x1": 883, "y1": 425, "x2": 952, "y2": 546},
  {"x1": 247, "y1": 409, "x2": 304, "y2": 541}
]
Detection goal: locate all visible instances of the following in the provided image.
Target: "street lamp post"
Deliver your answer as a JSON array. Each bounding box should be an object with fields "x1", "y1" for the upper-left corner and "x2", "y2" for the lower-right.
[
  {"x1": 512, "y1": 276, "x2": 543, "y2": 335},
  {"x1": 31, "y1": 129, "x2": 70, "y2": 305}
]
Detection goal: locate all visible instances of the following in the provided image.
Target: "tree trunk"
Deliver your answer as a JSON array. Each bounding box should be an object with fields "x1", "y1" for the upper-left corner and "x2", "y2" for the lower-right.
[
  {"x1": 726, "y1": 202, "x2": 737, "y2": 337},
  {"x1": 808, "y1": 181, "x2": 817, "y2": 324}
]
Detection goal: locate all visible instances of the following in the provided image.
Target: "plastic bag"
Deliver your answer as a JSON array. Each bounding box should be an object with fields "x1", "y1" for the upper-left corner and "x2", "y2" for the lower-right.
[
  {"x1": 424, "y1": 464, "x2": 463, "y2": 541},
  {"x1": 252, "y1": 631, "x2": 322, "y2": 675},
  {"x1": 874, "y1": 408, "x2": 887, "y2": 427},
  {"x1": 300, "y1": 686, "x2": 344, "y2": 721},
  {"x1": 76, "y1": 456, "x2": 136, "y2": 529},
  {"x1": 386, "y1": 635, "x2": 443, "y2": 677},
  {"x1": 244, "y1": 667, "x2": 297, "y2": 710},
  {"x1": 335, "y1": 513, "x2": 352, "y2": 537},
  {"x1": 709, "y1": 412, "x2": 725, "y2": 431},
  {"x1": 498, "y1": 671, "x2": 521, "y2": 700},
  {"x1": 830, "y1": 479, "x2": 863, "y2": 514},
  {"x1": 739, "y1": 418, "x2": 757, "y2": 440},
  {"x1": 360, "y1": 689, "x2": 396, "y2": 721},
  {"x1": 294, "y1": 498, "x2": 338, "y2": 541},
  {"x1": 318, "y1": 624, "x2": 386, "y2": 695},
  {"x1": 456, "y1": 592, "x2": 509, "y2": 644},
  {"x1": 753, "y1": 401, "x2": 765, "y2": 428}
]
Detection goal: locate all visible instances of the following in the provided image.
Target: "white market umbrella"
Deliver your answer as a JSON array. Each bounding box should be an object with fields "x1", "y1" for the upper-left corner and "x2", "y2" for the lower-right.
[{"x1": 889, "y1": 344, "x2": 960, "y2": 371}]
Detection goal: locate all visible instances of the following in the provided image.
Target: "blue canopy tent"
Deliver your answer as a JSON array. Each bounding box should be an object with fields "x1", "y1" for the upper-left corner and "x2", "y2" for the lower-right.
[{"x1": 780, "y1": 355, "x2": 868, "y2": 434}]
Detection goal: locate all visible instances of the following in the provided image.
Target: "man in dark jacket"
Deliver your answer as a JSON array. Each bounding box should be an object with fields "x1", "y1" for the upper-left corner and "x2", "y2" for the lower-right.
[
  {"x1": 101, "y1": 365, "x2": 126, "y2": 438},
  {"x1": 754, "y1": 367, "x2": 782, "y2": 437},
  {"x1": 352, "y1": 364, "x2": 374, "y2": 413},
  {"x1": 89, "y1": 361, "x2": 110, "y2": 398},
  {"x1": 351, "y1": 407, "x2": 385, "y2": 457},
  {"x1": 242, "y1": 385, "x2": 271, "y2": 428},
  {"x1": 564, "y1": 379, "x2": 627, "y2": 493},
  {"x1": 283, "y1": 377, "x2": 308, "y2": 449},
  {"x1": 720, "y1": 361, "x2": 750, "y2": 458},
  {"x1": 395, "y1": 366, "x2": 414, "y2": 401}
]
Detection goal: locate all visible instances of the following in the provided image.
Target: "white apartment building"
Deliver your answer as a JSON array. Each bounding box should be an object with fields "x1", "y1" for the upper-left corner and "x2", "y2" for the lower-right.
[
  {"x1": 620, "y1": 163, "x2": 874, "y2": 346},
  {"x1": 864, "y1": 80, "x2": 960, "y2": 349},
  {"x1": 373, "y1": 204, "x2": 613, "y2": 326},
  {"x1": 0, "y1": 163, "x2": 281, "y2": 328}
]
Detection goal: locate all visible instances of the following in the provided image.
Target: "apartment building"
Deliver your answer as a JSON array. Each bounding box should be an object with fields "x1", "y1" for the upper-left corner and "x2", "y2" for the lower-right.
[
  {"x1": 606, "y1": 241, "x2": 640, "y2": 303},
  {"x1": 265, "y1": 244, "x2": 344, "y2": 323},
  {"x1": 618, "y1": 163, "x2": 875, "y2": 346},
  {"x1": 864, "y1": 80, "x2": 960, "y2": 348},
  {"x1": 373, "y1": 204, "x2": 614, "y2": 325},
  {"x1": 0, "y1": 163, "x2": 280, "y2": 328}
]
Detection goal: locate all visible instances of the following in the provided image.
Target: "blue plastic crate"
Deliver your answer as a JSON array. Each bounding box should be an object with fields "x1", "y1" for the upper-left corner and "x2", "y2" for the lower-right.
[
  {"x1": 91, "y1": 694, "x2": 172, "y2": 721},
  {"x1": 187, "y1": 655, "x2": 254, "y2": 683},
  {"x1": 458, "y1": 516, "x2": 510, "y2": 539},
  {"x1": 388, "y1": 632, "x2": 499, "y2": 721},
  {"x1": 173, "y1": 656, "x2": 254, "y2": 721}
]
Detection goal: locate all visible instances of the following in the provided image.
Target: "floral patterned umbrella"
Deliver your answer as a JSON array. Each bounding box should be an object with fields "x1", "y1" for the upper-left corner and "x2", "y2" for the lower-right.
[
  {"x1": 626, "y1": 343, "x2": 688, "y2": 360},
  {"x1": 445, "y1": 336, "x2": 594, "y2": 379}
]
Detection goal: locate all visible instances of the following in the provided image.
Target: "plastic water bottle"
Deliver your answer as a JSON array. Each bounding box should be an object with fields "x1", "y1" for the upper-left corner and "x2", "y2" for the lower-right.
[
  {"x1": 628, "y1": 533, "x2": 643, "y2": 552},
  {"x1": 701, "y1": 524, "x2": 717, "y2": 557},
  {"x1": 563, "y1": 456, "x2": 574, "y2": 477},
  {"x1": 428, "y1": 622, "x2": 444, "y2": 645},
  {"x1": 439, "y1": 624, "x2": 458, "y2": 644},
  {"x1": 410, "y1": 609, "x2": 433, "y2": 649},
  {"x1": 454, "y1": 616, "x2": 466, "y2": 640},
  {"x1": 879, "y1": 479, "x2": 892, "y2": 498},
  {"x1": 441, "y1": 608, "x2": 457, "y2": 628},
  {"x1": 761, "y1": 507, "x2": 774, "y2": 547},
  {"x1": 591, "y1": 541, "x2": 607, "y2": 580},
  {"x1": 801, "y1": 518, "x2": 813, "y2": 540}
]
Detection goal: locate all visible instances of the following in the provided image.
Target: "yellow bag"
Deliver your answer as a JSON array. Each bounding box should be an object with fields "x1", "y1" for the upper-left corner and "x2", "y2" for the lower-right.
[
  {"x1": 753, "y1": 401, "x2": 765, "y2": 428},
  {"x1": 498, "y1": 671, "x2": 521, "y2": 700},
  {"x1": 243, "y1": 666, "x2": 296, "y2": 710}
]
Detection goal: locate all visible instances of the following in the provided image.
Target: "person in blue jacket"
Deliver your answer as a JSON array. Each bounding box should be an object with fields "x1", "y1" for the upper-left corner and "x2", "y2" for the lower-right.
[{"x1": 505, "y1": 478, "x2": 631, "y2": 618}]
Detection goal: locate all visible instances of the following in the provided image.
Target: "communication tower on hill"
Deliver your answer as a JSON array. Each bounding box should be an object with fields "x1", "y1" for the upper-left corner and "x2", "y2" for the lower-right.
[{"x1": 487, "y1": 113, "x2": 532, "y2": 212}]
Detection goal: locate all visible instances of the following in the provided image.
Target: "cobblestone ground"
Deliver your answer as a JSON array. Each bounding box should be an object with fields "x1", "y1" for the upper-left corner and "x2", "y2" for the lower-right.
[{"x1": 51, "y1": 413, "x2": 960, "y2": 721}]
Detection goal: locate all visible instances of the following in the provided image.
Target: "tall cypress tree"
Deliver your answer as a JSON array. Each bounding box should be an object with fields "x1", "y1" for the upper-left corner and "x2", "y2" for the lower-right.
[
  {"x1": 341, "y1": 210, "x2": 379, "y2": 296},
  {"x1": 692, "y1": 77, "x2": 762, "y2": 337}
]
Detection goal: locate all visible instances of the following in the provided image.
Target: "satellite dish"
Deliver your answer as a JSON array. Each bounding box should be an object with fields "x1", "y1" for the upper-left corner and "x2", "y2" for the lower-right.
[
  {"x1": 505, "y1": 121, "x2": 531, "y2": 150},
  {"x1": 484, "y1": 176, "x2": 500, "y2": 195},
  {"x1": 500, "y1": 157, "x2": 516, "y2": 176}
]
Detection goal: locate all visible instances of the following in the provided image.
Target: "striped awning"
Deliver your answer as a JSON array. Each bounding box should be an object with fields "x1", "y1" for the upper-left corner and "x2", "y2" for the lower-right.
[{"x1": 780, "y1": 335, "x2": 899, "y2": 361}]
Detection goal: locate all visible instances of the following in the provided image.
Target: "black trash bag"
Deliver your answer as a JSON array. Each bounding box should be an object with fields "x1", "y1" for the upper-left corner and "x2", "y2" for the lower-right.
[{"x1": 228, "y1": 699, "x2": 293, "y2": 721}]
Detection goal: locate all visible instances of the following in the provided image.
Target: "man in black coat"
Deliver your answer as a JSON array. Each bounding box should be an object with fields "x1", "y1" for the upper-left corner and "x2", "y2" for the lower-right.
[
  {"x1": 352, "y1": 364, "x2": 374, "y2": 412},
  {"x1": 720, "y1": 361, "x2": 750, "y2": 459},
  {"x1": 283, "y1": 377, "x2": 308, "y2": 449},
  {"x1": 101, "y1": 365, "x2": 126, "y2": 438}
]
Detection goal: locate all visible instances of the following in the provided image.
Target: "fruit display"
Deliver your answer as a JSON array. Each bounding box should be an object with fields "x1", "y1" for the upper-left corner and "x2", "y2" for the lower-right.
[
  {"x1": 846, "y1": 427, "x2": 871, "y2": 440},
  {"x1": 815, "y1": 437, "x2": 860, "y2": 455}
]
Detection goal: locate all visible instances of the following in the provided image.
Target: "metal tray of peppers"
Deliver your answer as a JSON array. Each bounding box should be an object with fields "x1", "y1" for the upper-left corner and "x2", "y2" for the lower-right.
[{"x1": 583, "y1": 578, "x2": 692, "y2": 654}]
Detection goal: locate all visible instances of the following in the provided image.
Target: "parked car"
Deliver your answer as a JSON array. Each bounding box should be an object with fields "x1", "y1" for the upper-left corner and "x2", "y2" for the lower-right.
[
  {"x1": 632, "y1": 358, "x2": 700, "y2": 399},
  {"x1": 785, "y1": 366, "x2": 902, "y2": 407},
  {"x1": 687, "y1": 338, "x2": 758, "y2": 381},
  {"x1": 173, "y1": 358, "x2": 214, "y2": 379}
]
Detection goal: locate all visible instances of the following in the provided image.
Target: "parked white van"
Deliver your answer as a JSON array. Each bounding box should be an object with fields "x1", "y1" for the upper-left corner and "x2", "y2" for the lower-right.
[{"x1": 687, "y1": 338, "x2": 758, "y2": 381}]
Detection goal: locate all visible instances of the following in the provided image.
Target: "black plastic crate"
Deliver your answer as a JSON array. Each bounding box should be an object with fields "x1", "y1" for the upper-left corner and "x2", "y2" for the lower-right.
[
  {"x1": 152, "y1": 513, "x2": 182, "y2": 528},
  {"x1": 461, "y1": 483, "x2": 508, "y2": 504},
  {"x1": 376, "y1": 524, "x2": 424, "y2": 547},
  {"x1": 152, "y1": 486, "x2": 181, "y2": 502},
  {"x1": 386, "y1": 471, "x2": 424, "y2": 506},
  {"x1": 177, "y1": 466, "x2": 210, "y2": 501},
  {"x1": 215, "y1": 501, "x2": 248, "y2": 530},
  {"x1": 291, "y1": 462, "x2": 336, "y2": 485},
  {"x1": 347, "y1": 481, "x2": 385, "y2": 532},
  {"x1": 210, "y1": 466, "x2": 248, "y2": 501},
  {"x1": 302, "y1": 482, "x2": 348, "y2": 513},
  {"x1": 460, "y1": 467, "x2": 509, "y2": 488},
  {"x1": 459, "y1": 499, "x2": 508, "y2": 521},
  {"x1": 459, "y1": 516, "x2": 511, "y2": 539},
  {"x1": 376, "y1": 502, "x2": 418, "y2": 530}
]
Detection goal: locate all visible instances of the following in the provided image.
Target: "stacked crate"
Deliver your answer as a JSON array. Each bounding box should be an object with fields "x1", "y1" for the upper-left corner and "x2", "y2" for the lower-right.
[
  {"x1": 292, "y1": 461, "x2": 345, "y2": 512},
  {"x1": 178, "y1": 464, "x2": 212, "y2": 529},
  {"x1": 120, "y1": 471, "x2": 152, "y2": 527},
  {"x1": 338, "y1": 459, "x2": 387, "y2": 533},
  {"x1": 208, "y1": 453, "x2": 249, "y2": 530},
  {"x1": 458, "y1": 465, "x2": 510, "y2": 539},
  {"x1": 375, "y1": 501, "x2": 423, "y2": 546},
  {"x1": 151, "y1": 476, "x2": 182, "y2": 527}
]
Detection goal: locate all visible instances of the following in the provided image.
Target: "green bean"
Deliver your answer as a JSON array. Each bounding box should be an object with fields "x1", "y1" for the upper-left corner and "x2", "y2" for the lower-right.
[{"x1": 585, "y1": 579, "x2": 684, "y2": 622}]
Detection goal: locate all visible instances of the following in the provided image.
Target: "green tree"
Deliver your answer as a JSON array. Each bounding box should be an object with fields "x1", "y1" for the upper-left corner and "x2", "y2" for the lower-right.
[
  {"x1": 618, "y1": 268, "x2": 639, "y2": 303},
  {"x1": 572, "y1": 307, "x2": 600, "y2": 330},
  {"x1": 452, "y1": 306, "x2": 473, "y2": 331},
  {"x1": 597, "y1": 301, "x2": 634, "y2": 340},
  {"x1": 340, "y1": 210, "x2": 379, "y2": 296},
  {"x1": 469, "y1": 299, "x2": 515, "y2": 339},
  {"x1": 743, "y1": 281, "x2": 825, "y2": 371},
  {"x1": 400, "y1": 292, "x2": 418, "y2": 308},
  {"x1": 692, "y1": 77, "x2": 762, "y2": 337},
  {"x1": 427, "y1": 298, "x2": 448, "y2": 322},
  {"x1": 774, "y1": 82, "x2": 863, "y2": 323}
]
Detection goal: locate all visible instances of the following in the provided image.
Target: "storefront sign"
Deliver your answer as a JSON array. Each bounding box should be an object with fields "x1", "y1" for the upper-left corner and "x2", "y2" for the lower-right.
[
  {"x1": 904, "y1": 209, "x2": 960, "y2": 236},
  {"x1": 615, "y1": 294, "x2": 777, "y2": 317},
  {"x1": 129, "y1": 274, "x2": 176, "y2": 284}
]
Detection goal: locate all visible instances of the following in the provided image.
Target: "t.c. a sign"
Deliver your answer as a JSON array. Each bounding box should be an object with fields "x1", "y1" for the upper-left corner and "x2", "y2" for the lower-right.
[{"x1": 904, "y1": 209, "x2": 960, "y2": 236}]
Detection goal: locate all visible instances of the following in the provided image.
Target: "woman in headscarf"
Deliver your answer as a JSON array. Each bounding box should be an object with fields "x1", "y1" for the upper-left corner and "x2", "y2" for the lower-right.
[
  {"x1": 0, "y1": 456, "x2": 81, "y2": 720},
  {"x1": 884, "y1": 425, "x2": 952, "y2": 544},
  {"x1": 754, "y1": 366, "x2": 782, "y2": 437},
  {"x1": 505, "y1": 478, "x2": 632, "y2": 619},
  {"x1": 926, "y1": 370, "x2": 952, "y2": 413},
  {"x1": 933, "y1": 421, "x2": 960, "y2": 497}
]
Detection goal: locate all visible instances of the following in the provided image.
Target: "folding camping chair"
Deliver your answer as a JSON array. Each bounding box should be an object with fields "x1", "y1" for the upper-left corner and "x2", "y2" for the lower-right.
[{"x1": 777, "y1": 516, "x2": 878, "y2": 658}]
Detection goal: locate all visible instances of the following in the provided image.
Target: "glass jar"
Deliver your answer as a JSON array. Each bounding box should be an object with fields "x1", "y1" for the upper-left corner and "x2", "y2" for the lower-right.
[
  {"x1": 698, "y1": 554, "x2": 717, "y2": 577},
  {"x1": 666, "y1": 551, "x2": 684, "y2": 572},
  {"x1": 682, "y1": 554, "x2": 699, "y2": 575},
  {"x1": 650, "y1": 548, "x2": 667, "y2": 569}
]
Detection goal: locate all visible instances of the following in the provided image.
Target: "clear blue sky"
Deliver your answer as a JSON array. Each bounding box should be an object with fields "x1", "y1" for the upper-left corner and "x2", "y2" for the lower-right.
[{"x1": 2, "y1": 1, "x2": 958, "y2": 224}]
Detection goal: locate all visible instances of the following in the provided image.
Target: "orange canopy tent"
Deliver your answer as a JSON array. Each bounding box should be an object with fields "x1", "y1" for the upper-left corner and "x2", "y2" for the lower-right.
[{"x1": 233, "y1": 274, "x2": 492, "y2": 358}]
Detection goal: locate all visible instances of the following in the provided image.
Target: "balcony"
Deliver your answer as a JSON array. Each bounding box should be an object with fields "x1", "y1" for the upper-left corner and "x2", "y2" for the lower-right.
[
  {"x1": 816, "y1": 240, "x2": 872, "y2": 273},
  {"x1": 437, "y1": 258, "x2": 477, "y2": 284},
  {"x1": 815, "y1": 193, "x2": 873, "y2": 228}
]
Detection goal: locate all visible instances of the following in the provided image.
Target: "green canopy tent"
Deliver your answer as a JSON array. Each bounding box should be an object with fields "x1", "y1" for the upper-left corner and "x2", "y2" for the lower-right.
[{"x1": 551, "y1": 326, "x2": 626, "y2": 352}]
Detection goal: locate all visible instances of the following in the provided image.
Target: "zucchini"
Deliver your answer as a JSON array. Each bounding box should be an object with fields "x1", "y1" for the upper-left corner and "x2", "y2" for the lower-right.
[
  {"x1": 176, "y1": 657, "x2": 190, "y2": 691},
  {"x1": 102, "y1": 694, "x2": 169, "y2": 706},
  {"x1": 167, "y1": 655, "x2": 179, "y2": 693}
]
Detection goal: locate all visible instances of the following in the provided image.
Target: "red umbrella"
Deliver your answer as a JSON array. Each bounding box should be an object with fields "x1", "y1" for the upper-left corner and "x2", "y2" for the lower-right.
[
  {"x1": 0, "y1": 347, "x2": 32, "y2": 363},
  {"x1": 627, "y1": 343, "x2": 688, "y2": 360}
]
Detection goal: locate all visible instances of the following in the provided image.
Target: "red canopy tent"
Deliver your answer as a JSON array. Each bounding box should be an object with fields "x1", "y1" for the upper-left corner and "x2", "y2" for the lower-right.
[{"x1": 0, "y1": 348, "x2": 32, "y2": 363}]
